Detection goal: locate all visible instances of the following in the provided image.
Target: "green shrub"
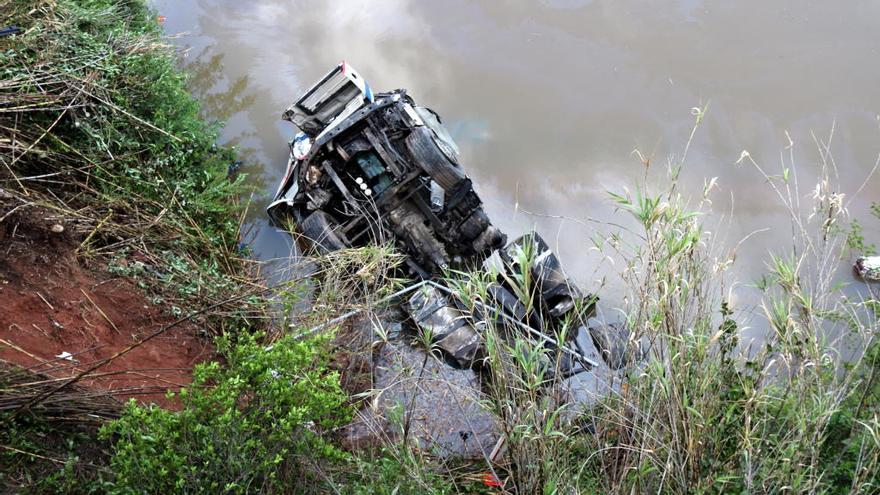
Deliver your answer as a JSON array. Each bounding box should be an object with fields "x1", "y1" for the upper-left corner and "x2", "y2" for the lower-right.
[
  {"x1": 100, "y1": 332, "x2": 350, "y2": 494},
  {"x1": 2, "y1": 0, "x2": 255, "y2": 327}
]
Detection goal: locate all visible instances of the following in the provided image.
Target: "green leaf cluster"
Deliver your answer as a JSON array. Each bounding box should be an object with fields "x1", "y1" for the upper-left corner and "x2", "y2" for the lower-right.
[{"x1": 100, "y1": 333, "x2": 350, "y2": 494}]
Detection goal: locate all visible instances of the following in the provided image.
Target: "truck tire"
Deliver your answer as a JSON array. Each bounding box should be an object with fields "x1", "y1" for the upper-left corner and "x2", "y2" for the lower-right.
[
  {"x1": 405, "y1": 127, "x2": 465, "y2": 190},
  {"x1": 300, "y1": 210, "x2": 349, "y2": 254}
]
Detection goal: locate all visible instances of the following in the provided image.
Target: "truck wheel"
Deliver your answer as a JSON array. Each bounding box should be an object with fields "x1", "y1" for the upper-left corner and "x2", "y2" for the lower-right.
[
  {"x1": 406, "y1": 127, "x2": 465, "y2": 190},
  {"x1": 300, "y1": 210, "x2": 349, "y2": 253}
]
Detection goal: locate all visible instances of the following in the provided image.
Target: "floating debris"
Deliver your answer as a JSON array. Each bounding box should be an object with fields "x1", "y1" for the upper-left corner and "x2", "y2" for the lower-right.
[{"x1": 854, "y1": 256, "x2": 880, "y2": 282}]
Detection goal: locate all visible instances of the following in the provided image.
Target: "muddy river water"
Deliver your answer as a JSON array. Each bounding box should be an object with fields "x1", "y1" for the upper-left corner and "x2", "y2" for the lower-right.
[{"x1": 151, "y1": 0, "x2": 879, "y2": 341}]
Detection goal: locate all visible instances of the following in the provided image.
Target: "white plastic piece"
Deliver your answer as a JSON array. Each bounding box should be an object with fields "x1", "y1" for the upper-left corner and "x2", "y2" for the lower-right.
[
  {"x1": 402, "y1": 103, "x2": 424, "y2": 126},
  {"x1": 292, "y1": 132, "x2": 312, "y2": 160},
  {"x1": 364, "y1": 189, "x2": 373, "y2": 196},
  {"x1": 55, "y1": 351, "x2": 76, "y2": 362}
]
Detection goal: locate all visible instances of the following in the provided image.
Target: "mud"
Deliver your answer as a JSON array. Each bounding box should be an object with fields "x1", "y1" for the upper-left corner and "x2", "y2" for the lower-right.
[{"x1": 0, "y1": 202, "x2": 214, "y2": 408}]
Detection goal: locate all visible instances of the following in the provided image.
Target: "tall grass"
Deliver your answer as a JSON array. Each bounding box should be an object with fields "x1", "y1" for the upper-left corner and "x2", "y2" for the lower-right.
[
  {"x1": 444, "y1": 117, "x2": 880, "y2": 494},
  {"x1": 362, "y1": 113, "x2": 880, "y2": 494},
  {"x1": 0, "y1": 0, "x2": 262, "y2": 328}
]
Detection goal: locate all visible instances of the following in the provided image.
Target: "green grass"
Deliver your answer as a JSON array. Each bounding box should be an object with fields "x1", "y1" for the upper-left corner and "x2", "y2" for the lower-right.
[
  {"x1": 462, "y1": 116, "x2": 879, "y2": 494},
  {"x1": 374, "y1": 116, "x2": 880, "y2": 494}
]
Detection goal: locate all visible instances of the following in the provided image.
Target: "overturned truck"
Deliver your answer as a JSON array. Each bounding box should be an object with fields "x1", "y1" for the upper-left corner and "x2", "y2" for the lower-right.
[{"x1": 268, "y1": 62, "x2": 627, "y2": 377}]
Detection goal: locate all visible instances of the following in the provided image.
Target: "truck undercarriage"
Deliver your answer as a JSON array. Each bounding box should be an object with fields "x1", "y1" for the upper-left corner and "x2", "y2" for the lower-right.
[{"x1": 268, "y1": 62, "x2": 628, "y2": 377}]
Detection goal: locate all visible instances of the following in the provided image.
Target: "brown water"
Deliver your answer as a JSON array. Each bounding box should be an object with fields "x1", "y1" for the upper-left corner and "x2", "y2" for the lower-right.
[{"x1": 152, "y1": 0, "x2": 880, "y2": 339}]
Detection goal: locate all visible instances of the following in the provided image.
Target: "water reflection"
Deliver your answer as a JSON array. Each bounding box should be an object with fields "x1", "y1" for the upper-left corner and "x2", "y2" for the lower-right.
[{"x1": 150, "y1": 0, "x2": 880, "y2": 340}]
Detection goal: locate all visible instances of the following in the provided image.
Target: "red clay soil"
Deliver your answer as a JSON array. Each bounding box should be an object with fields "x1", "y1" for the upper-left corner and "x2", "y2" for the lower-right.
[{"x1": 0, "y1": 205, "x2": 214, "y2": 409}]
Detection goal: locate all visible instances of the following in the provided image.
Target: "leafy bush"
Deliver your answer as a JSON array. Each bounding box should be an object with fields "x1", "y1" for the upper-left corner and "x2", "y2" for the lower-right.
[
  {"x1": 1, "y1": 0, "x2": 256, "y2": 329},
  {"x1": 819, "y1": 339, "x2": 880, "y2": 493},
  {"x1": 101, "y1": 333, "x2": 350, "y2": 494}
]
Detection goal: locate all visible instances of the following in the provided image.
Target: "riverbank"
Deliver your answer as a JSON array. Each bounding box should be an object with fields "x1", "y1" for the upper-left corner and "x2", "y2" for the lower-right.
[
  {"x1": 2, "y1": 1, "x2": 879, "y2": 494},
  {"x1": 0, "y1": 0, "x2": 267, "y2": 490}
]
